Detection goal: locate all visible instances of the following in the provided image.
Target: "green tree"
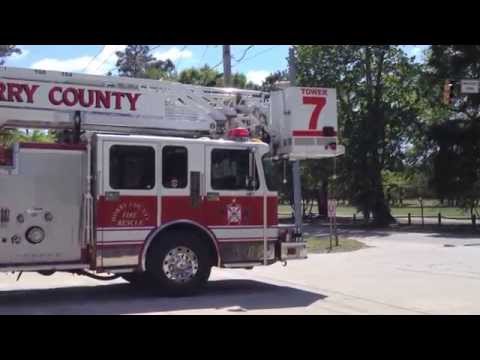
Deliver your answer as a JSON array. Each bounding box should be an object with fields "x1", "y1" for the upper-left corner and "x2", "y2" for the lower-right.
[
  {"x1": 115, "y1": 45, "x2": 175, "y2": 79},
  {"x1": 0, "y1": 45, "x2": 21, "y2": 65},
  {"x1": 245, "y1": 82, "x2": 262, "y2": 90},
  {"x1": 261, "y1": 70, "x2": 288, "y2": 91},
  {"x1": 145, "y1": 59, "x2": 176, "y2": 80},
  {"x1": 178, "y1": 65, "x2": 222, "y2": 86},
  {"x1": 1, "y1": 129, "x2": 55, "y2": 146},
  {"x1": 216, "y1": 73, "x2": 248, "y2": 88},
  {"x1": 295, "y1": 45, "x2": 424, "y2": 225},
  {"x1": 178, "y1": 65, "x2": 251, "y2": 89},
  {"x1": 423, "y1": 45, "x2": 480, "y2": 216}
]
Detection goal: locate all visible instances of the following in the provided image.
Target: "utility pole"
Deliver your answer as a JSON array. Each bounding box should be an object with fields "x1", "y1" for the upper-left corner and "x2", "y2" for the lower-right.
[
  {"x1": 223, "y1": 45, "x2": 232, "y2": 87},
  {"x1": 288, "y1": 47, "x2": 303, "y2": 240}
]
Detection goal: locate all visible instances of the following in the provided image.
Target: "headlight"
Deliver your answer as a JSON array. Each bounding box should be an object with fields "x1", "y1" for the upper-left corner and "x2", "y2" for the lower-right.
[{"x1": 25, "y1": 226, "x2": 45, "y2": 244}]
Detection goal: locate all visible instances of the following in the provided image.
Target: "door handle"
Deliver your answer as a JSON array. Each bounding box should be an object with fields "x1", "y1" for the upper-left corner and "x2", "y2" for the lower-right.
[{"x1": 190, "y1": 172, "x2": 201, "y2": 208}]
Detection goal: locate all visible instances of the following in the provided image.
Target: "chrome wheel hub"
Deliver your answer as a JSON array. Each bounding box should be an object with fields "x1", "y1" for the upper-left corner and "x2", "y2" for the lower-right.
[{"x1": 162, "y1": 246, "x2": 199, "y2": 283}]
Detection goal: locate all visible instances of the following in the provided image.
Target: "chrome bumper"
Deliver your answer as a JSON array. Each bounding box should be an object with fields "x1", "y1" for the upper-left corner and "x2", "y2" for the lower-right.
[{"x1": 280, "y1": 242, "x2": 308, "y2": 260}]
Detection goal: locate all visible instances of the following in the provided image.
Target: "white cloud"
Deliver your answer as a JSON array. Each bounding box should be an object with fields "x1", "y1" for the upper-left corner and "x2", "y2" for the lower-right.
[
  {"x1": 30, "y1": 45, "x2": 126, "y2": 75},
  {"x1": 29, "y1": 45, "x2": 195, "y2": 75},
  {"x1": 84, "y1": 45, "x2": 126, "y2": 74},
  {"x1": 152, "y1": 46, "x2": 193, "y2": 62},
  {"x1": 31, "y1": 56, "x2": 92, "y2": 72},
  {"x1": 246, "y1": 70, "x2": 270, "y2": 85},
  {"x1": 9, "y1": 46, "x2": 30, "y2": 61}
]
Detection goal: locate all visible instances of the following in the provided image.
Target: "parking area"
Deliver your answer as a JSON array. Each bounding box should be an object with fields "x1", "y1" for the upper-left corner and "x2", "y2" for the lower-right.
[{"x1": 1, "y1": 228, "x2": 480, "y2": 315}]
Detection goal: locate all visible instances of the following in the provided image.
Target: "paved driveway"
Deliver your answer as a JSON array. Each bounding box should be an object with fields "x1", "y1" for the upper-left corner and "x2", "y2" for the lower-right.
[{"x1": 0, "y1": 229, "x2": 479, "y2": 314}]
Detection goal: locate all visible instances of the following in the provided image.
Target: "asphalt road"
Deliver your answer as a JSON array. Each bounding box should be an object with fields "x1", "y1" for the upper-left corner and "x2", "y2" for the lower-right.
[{"x1": 1, "y1": 228, "x2": 480, "y2": 315}]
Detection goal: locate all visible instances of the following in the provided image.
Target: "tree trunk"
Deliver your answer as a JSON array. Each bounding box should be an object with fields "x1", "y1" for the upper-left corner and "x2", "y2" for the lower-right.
[
  {"x1": 371, "y1": 168, "x2": 395, "y2": 226},
  {"x1": 372, "y1": 197, "x2": 395, "y2": 225},
  {"x1": 317, "y1": 182, "x2": 328, "y2": 218}
]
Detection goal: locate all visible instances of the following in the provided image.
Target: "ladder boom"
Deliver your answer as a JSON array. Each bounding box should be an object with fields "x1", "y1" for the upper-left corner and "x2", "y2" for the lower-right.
[
  {"x1": 0, "y1": 66, "x2": 271, "y2": 138},
  {"x1": 0, "y1": 66, "x2": 343, "y2": 159}
]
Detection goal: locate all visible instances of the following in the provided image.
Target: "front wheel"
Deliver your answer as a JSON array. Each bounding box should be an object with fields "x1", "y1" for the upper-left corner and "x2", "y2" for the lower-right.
[{"x1": 145, "y1": 230, "x2": 212, "y2": 296}]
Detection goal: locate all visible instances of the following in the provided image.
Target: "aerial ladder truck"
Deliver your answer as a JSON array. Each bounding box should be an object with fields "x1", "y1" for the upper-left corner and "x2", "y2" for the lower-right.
[{"x1": 0, "y1": 66, "x2": 344, "y2": 295}]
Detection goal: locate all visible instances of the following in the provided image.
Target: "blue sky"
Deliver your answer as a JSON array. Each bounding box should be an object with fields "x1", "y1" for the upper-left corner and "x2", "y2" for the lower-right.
[{"x1": 4, "y1": 45, "x2": 429, "y2": 85}]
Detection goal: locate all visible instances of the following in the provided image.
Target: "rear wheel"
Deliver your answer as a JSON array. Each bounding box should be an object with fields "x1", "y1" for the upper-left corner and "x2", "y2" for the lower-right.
[{"x1": 145, "y1": 229, "x2": 212, "y2": 296}]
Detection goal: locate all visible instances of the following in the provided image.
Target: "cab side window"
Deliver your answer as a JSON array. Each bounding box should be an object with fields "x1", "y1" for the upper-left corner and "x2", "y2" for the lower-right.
[
  {"x1": 110, "y1": 145, "x2": 155, "y2": 190},
  {"x1": 211, "y1": 149, "x2": 259, "y2": 190},
  {"x1": 162, "y1": 146, "x2": 188, "y2": 189}
]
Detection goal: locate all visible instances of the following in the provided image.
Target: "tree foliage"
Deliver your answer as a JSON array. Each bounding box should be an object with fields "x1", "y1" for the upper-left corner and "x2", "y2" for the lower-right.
[
  {"x1": 178, "y1": 65, "x2": 223, "y2": 86},
  {"x1": 295, "y1": 45, "x2": 424, "y2": 224},
  {"x1": 261, "y1": 70, "x2": 288, "y2": 91},
  {"x1": 0, "y1": 45, "x2": 21, "y2": 65},
  {"x1": 0, "y1": 129, "x2": 55, "y2": 146},
  {"x1": 115, "y1": 45, "x2": 175, "y2": 79},
  {"x1": 178, "y1": 64, "x2": 255, "y2": 89},
  {"x1": 424, "y1": 46, "x2": 480, "y2": 215}
]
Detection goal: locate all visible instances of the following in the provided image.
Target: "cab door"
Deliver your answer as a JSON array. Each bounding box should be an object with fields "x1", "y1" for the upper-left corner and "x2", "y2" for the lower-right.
[
  {"x1": 159, "y1": 142, "x2": 205, "y2": 225},
  {"x1": 204, "y1": 146, "x2": 265, "y2": 241},
  {"x1": 96, "y1": 140, "x2": 158, "y2": 269}
]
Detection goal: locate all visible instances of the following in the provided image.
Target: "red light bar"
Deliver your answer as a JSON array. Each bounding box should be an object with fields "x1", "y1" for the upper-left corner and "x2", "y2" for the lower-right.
[{"x1": 228, "y1": 127, "x2": 250, "y2": 139}]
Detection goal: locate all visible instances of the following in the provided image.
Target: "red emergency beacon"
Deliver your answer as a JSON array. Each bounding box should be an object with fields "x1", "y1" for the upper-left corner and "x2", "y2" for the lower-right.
[{"x1": 227, "y1": 127, "x2": 250, "y2": 141}]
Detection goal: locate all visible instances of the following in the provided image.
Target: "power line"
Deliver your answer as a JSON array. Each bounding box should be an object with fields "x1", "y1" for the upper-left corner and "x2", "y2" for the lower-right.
[
  {"x1": 82, "y1": 45, "x2": 107, "y2": 73},
  {"x1": 233, "y1": 45, "x2": 254, "y2": 63},
  {"x1": 232, "y1": 46, "x2": 276, "y2": 68},
  {"x1": 174, "y1": 45, "x2": 189, "y2": 70},
  {"x1": 200, "y1": 45, "x2": 209, "y2": 63},
  {"x1": 211, "y1": 60, "x2": 223, "y2": 70},
  {"x1": 92, "y1": 46, "x2": 122, "y2": 73}
]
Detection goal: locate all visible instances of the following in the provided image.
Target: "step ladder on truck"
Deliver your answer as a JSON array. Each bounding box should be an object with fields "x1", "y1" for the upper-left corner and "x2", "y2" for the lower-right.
[{"x1": 0, "y1": 66, "x2": 344, "y2": 295}]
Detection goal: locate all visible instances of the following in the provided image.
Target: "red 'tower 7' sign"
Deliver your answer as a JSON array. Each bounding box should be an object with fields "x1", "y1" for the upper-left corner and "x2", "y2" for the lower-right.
[
  {"x1": 303, "y1": 96, "x2": 327, "y2": 130},
  {"x1": 290, "y1": 87, "x2": 337, "y2": 137}
]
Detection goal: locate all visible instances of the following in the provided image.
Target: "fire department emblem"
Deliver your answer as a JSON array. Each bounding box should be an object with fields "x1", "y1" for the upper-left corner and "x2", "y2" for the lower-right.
[
  {"x1": 227, "y1": 199, "x2": 242, "y2": 224},
  {"x1": 111, "y1": 202, "x2": 150, "y2": 227}
]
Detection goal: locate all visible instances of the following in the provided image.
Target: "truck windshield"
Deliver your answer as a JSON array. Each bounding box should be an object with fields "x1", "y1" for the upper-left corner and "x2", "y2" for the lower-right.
[{"x1": 262, "y1": 155, "x2": 279, "y2": 192}]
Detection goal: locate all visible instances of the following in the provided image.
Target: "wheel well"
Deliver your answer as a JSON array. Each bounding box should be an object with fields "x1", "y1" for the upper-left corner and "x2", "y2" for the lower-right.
[{"x1": 147, "y1": 223, "x2": 219, "y2": 267}]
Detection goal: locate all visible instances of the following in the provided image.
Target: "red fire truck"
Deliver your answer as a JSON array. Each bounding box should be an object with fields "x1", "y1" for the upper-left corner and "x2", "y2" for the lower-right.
[{"x1": 0, "y1": 66, "x2": 343, "y2": 295}]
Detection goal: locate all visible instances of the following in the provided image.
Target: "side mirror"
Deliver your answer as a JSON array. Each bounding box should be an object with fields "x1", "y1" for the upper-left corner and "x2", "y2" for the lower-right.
[
  {"x1": 245, "y1": 176, "x2": 257, "y2": 190},
  {"x1": 247, "y1": 148, "x2": 257, "y2": 191}
]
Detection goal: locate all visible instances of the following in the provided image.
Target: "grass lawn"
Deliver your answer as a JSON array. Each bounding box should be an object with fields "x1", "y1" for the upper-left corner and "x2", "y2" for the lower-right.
[
  {"x1": 278, "y1": 204, "x2": 469, "y2": 219},
  {"x1": 306, "y1": 235, "x2": 367, "y2": 254}
]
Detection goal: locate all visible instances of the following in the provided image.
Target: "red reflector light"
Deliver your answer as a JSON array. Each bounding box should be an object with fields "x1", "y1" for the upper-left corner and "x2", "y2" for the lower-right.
[
  {"x1": 227, "y1": 127, "x2": 250, "y2": 140},
  {"x1": 0, "y1": 147, "x2": 13, "y2": 166}
]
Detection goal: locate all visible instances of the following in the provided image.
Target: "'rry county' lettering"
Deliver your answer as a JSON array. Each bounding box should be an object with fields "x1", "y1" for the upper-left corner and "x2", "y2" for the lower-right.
[
  {"x1": 0, "y1": 82, "x2": 39, "y2": 103},
  {"x1": 0, "y1": 81, "x2": 142, "y2": 111}
]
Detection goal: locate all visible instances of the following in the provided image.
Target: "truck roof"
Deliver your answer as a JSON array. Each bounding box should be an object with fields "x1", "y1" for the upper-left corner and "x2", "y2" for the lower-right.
[{"x1": 94, "y1": 133, "x2": 270, "y2": 152}]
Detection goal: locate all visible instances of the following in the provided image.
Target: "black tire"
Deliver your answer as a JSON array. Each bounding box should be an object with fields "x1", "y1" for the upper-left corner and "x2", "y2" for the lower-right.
[
  {"x1": 120, "y1": 273, "x2": 150, "y2": 287},
  {"x1": 145, "y1": 229, "x2": 212, "y2": 296}
]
